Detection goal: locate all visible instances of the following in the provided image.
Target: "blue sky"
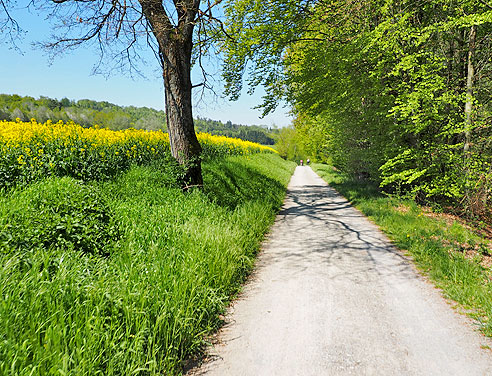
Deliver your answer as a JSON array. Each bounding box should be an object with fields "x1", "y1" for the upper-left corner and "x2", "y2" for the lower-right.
[{"x1": 0, "y1": 5, "x2": 292, "y2": 127}]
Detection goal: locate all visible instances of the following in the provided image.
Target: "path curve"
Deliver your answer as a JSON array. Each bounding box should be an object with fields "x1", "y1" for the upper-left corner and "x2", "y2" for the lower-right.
[{"x1": 191, "y1": 166, "x2": 492, "y2": 375}]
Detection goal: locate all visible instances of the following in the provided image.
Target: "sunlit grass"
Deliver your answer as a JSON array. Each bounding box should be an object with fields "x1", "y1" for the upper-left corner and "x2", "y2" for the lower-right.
[{"x1": 0, "y1": 153, "x2": 295, "y2": 375}]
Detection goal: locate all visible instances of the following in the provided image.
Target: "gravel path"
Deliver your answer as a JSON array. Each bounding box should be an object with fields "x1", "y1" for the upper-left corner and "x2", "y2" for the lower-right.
[{"x1": 190, "y1": 166, "x2": 492, "y2": 375}]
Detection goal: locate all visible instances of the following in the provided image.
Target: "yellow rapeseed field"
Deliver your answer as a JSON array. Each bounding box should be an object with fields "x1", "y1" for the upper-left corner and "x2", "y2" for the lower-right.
[{"x1": 0, "y1": 119, "x2": 276, "y2": 189}]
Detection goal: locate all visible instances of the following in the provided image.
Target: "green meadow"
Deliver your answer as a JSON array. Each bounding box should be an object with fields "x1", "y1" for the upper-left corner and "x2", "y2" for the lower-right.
[{"x1": 0, "y1": 153, "x2": 295, "y2": 375}]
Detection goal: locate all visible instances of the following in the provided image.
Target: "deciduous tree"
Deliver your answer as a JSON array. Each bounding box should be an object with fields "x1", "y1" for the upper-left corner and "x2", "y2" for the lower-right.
[
  {"x1": 1, "y1": 0, "x2": 226, "y2": 187},
  {"x1": 223, "y1": 0, "x2": 492, "y2": 216}
]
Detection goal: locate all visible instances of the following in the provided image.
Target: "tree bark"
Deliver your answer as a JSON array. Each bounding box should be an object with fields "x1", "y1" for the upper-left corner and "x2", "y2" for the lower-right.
[
  {"x1": 464, "y1": 24, "x2": 476, "y2": 215},
  {"x1": 464, "y1": 24, "x2": 476, "y2": 153},
  {"x1": 140, "y1": 0, "x2": 203, "y2": 188},
  {"x1": 163, "y1": 38, "x2": 203, "y2": 188}
]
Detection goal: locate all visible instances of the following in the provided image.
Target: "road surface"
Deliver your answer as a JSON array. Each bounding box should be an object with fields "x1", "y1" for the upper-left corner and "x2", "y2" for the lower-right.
[{"x1": 190, "y1": 166, "x2": 492, "y2": 376}]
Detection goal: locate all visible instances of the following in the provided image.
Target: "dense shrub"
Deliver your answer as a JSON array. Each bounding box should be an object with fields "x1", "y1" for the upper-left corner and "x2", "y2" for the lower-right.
[{"x1": 0, "y1": 177, "x2": 119, "y2": 256}]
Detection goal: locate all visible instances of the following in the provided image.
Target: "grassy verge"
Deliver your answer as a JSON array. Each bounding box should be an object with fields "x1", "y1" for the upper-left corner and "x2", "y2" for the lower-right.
[
  {"x1": 0, "y1": 153, "x2": 295, "y2": 375},
  {"x1": 312, "y1": 163, "x2": 492, "y2": 335}
]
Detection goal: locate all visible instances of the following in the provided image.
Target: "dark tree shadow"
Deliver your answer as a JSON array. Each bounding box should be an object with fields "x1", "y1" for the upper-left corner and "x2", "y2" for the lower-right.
[
  {"x1": 255, "y1": 182, "x2": 416, "y2": 284},
  {"x1": 203, "y1": 160, "x2": 286, "y2": 210}
]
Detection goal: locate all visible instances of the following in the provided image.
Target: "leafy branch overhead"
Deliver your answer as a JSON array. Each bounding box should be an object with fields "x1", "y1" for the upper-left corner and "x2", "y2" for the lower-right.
[
  {"x1": 221, "y1": 0, "x2": 373, "y2": 115},
  {"x1": 222, "y1": 0, "x2": 492, "y2": 217}
]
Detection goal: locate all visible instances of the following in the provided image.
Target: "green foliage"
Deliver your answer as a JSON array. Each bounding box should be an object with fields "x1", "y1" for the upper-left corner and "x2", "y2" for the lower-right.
[
  {"x1": 195, "y1": 117, "x2": 276, "y2": 145},
  {"x1": 0, "y1": 94, "x2": 167, "y2": 131},
  {"x1": 274, "y1": 125, "x2": 302, "y2": 161},
  {"x1": 312, "y1": 163, "x2": 492, "y2": 336},
  {"x1": 291, "y1": 114, "x2": 331, "y2": 164},
  {"x1": 0, "y1": 154, "x2": 295, "y2": 375},
  {"x1": 222, "y1": 0, "x2": 311, "y2": 115},
  {"x1": 224, "y1": 0, "x2": 492, "y2": 216},
  {"x1": 0, "y1": 177, "x2": 119, "y2": 256}
]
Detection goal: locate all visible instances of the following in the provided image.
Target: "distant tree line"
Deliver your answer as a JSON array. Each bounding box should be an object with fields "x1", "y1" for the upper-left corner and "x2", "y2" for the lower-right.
[
  {"x1": 0, "y1": 94, "x2": 277, "y2": 145},
  {"x1": 0, "y1": 94, "x2": 166, "y2": 131},
  {"x1": 195, "y1": 117, "x2": 276, "y2": 145}
]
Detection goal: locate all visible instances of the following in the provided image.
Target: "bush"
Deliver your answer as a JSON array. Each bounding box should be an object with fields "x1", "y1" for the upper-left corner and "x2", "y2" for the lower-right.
[{"x1": 0, "y1": 177, "x2": 119, "y2": 256}]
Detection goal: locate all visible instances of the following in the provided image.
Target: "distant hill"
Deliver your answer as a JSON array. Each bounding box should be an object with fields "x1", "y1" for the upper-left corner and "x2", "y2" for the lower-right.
[{"x1": 0, "y1": 94, "x2": 277, "y2": 145}]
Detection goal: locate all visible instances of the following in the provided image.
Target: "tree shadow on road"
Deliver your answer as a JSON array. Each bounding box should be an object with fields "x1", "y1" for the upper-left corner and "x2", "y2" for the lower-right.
[{"x1": 260, "y1": 182, "x2": 416, "y2": 285}]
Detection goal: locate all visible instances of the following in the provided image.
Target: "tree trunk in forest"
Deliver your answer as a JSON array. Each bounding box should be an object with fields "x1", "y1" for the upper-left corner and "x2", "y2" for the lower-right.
[
  {"x1": 163, "y1": 39, "x2": 203, "y2": 188},
  {"x1": 464, "y1": 25, "x2": 476, "y2": 153},
  {"x1": 464, "y1": 24, "x2": 476, "y2": 214}
]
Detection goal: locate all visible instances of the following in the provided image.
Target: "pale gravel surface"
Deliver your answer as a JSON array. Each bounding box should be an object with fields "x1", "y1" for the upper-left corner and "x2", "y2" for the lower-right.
[{"x1": 189, "y1": 166, "x2": 492, "y2": 376}]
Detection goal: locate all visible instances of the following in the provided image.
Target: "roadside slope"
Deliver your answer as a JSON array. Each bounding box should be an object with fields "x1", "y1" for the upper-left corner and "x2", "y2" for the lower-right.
[
  {"x1": 0, "y1": 153, "x2": 295, "y2": 375},
  {"x1": 192, "y1": 166, "x2": 492, "y2": 375}
]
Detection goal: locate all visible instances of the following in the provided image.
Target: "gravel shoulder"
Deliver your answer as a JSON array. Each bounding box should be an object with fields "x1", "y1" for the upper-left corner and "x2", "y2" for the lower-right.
[{"x1": 189, "y1": 166, "x2": 492, "y2": 376}]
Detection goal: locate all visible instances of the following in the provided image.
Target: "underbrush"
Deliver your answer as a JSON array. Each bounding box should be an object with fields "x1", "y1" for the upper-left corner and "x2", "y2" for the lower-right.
[
  {"x1": 312, "y1": 163, "x2": 492, "y2": 336},
  {"x1": 0, "y1": 154, "x2": 295, "y2": 375}
]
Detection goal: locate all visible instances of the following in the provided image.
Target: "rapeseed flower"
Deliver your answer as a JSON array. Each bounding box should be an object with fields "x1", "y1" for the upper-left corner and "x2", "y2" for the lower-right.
[{"x1": 0, "y1": 119, "x2": 275, "y2": 189}]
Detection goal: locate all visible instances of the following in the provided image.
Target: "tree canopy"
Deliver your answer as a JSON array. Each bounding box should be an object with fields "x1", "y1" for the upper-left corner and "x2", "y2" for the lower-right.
[{"x1": 223, "y1": 0, "x2": 492, "y2": 216}]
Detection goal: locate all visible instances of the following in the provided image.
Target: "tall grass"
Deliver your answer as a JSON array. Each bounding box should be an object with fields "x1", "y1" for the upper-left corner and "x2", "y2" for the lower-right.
[
  {"x1": 312, "y1": 163, "x2": 492, "y2": 335},
  {"x1": 0, "y1": 153, "x2": 295, "y2": 375}
]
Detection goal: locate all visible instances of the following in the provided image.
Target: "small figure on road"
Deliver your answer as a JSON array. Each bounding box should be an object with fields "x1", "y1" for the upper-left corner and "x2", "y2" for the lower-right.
[
  {"x1": 307, "y1": 158, "x2": 310, "y2": 165},
  {"x1": 300, "y1": 159, "x2": 303, "y2": 166}
]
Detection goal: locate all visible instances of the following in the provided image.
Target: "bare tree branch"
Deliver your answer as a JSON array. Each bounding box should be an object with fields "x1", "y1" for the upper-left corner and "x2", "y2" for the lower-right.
[{"x1": 0, "y1": 0, "x2": 22, "y2": 46}]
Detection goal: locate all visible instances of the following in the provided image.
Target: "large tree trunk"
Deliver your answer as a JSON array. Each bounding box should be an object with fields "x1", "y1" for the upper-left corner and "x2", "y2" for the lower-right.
[
  {"x1": 139, "y1": 0, "x2": 203, "y2": 189},
  {"x1": 162, "y1": 38, "x2": 203, "y2": 188}
]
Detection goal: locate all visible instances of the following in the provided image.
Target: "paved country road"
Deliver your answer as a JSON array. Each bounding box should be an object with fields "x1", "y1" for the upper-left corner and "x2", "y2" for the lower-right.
[{"x1": 190, "y1": 166, "x2": 492, "y2": 375}]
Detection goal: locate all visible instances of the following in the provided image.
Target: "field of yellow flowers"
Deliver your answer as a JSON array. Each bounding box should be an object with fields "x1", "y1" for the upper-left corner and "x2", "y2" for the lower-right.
[{"x1": 0, "y1": 119, "x2": 276, "y2": 189}]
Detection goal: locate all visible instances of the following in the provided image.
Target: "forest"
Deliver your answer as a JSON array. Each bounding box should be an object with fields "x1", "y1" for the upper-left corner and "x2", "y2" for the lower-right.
[
  {"x1": 224, "y1": 0, "x2": 492, "y2": 220},
  {"x1": 0, "y1": 94, "x2": 276, "y2": 145}
]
